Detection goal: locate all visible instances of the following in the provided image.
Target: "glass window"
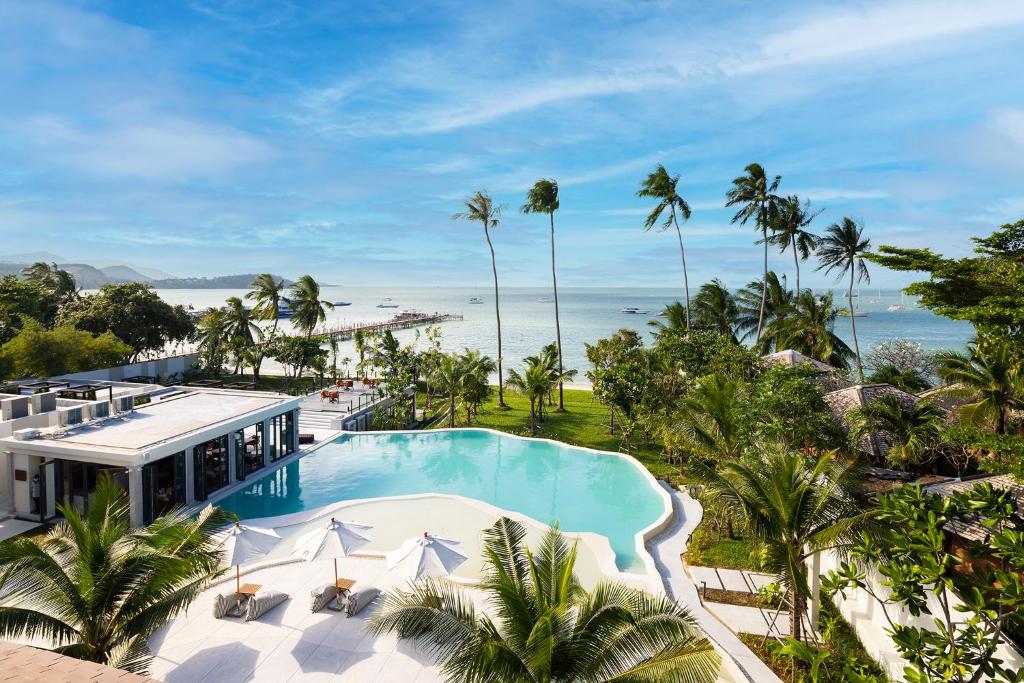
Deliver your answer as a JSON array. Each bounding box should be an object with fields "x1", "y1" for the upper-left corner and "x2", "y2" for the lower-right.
[
  {"x1": 269, "y1": 412, "x2": 295, "y2": 462},
  {"x1": 235, "y1": 423, "x2": 265, "y2": 478},
  {"x1": 193, "y1": 435, "x2": 229, "y2": 501},
  {"x1": 142, "y1": 451, "x2": 186, "y2": 524}
]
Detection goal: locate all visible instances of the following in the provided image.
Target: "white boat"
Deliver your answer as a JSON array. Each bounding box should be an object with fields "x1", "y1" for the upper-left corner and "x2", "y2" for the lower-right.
[
  {"x1": 468, "y1": 297, "x2": 484, "y2": 304},
  {"x1": 620, "y1": 307, "x2": 649, "y2": 315},
  {"x1": 537, "y1": 297, "x2": 553, "y2": 303},
  {"x1": 376, "y1": 297, "x2": 399, "y2": 309},
  {"x1": 887, "y1": 293, "x2": 912, "y2": 312},
  {"x1": 838, "y1": 309, "x2": 869, "y2": 318},
  {"x1": 333, "y1": 301, "x2": 351, "y2": 306}
]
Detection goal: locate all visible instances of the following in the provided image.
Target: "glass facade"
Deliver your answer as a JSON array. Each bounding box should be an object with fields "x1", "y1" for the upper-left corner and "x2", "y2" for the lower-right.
[
  {"x1": 141, "y1": 451, "x2": 186, "y2": 524},
  {"x1": 49, "y1": 460, "x2": 128, "y2": 516},
  {"x1": 193, "y1": 435, "x2": 229, "y2": 501},
  {"x1": 269, "y1": 411, "x2": 295, "y2": 462},
  {"x1": 234, "y1": 422, "x2": 265, "y2": 480}
]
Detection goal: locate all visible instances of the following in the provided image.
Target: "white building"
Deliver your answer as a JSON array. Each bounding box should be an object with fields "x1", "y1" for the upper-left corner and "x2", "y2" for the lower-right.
[{"x1": 0, "y1": 379, "x2": 302, "y2": 527}]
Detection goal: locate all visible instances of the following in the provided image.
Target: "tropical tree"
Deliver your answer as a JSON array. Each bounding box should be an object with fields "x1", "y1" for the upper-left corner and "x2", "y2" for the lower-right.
[
  {"x1": 637, "y1": 164, "x2": 693, "y2": 329},
  {"x1": 866, "y1": 364, "x2": 931, "y2": 393},
  {"x1": 21, "y1": 261, "x2": 79, "y2": 306},
  {"x1": 849, "y1": 395, "x2": 946, "y2": 468},
  {"x1": 693, "y1": 447, "x2": 869, "y2": 640},
  {"x1": 353, "y1": 329, "x2": 369, "y2": 374},
  {"x1": 725, "y1": 163, "x2": 782, "y2": 343},
  {"x1": 522, "y1": 178, "x2": 567, "y2": 411},
  {"x1": 817, "y1": 218, "x2": 871, "y2": 381},
  {"x1": 736, "y1": 271, "x2": 793, "y2": 346},
  {"x1": 222, "y1": 296, "x2": 261, "y2": 374},
  {"x1": 246, "y1": 273, "x2": 285, "y2": 382},
  {"x1": 506, "y1": 356, "x2": 555, "y2": 435},
  {"x1": 768, "y1": 291, "x2": 852, "y2": 369},
  {"x1": 0, "y1": 475, "x2": 230, "y2": 674},
  {"x1": 431, "y1": 350, "x2": 495, "y2": 428},
  {"x1": 367, "y1": 516, "x2": 720, "y2": 683},
  {"x1": 935, "y1": 343, "x2": 1023, "y2": 434},
  {"x1": 768, "y1": 195, "x2": 820, "y2": 294},
  {"x1": 671, "y1": 373, "x2": 746, "y2": 466},
  {"x1": 537, "y1": 341, "x2": 577, "y2": 410},
  {"x1": 454, "y1": 191, "x2": 507, "y2": 408},
  {"x1": 458, "y1": 348, "x2": 496, "y2": 423},
  {"x1": 691, "y1": 279, "x2": 739, "y2": 341},
  {"x1": 288, "y1": 275, "x2": 334, "y2": 338},
  {"x1": 649, "y1": 301, "x2": 689, "y2": 338},
  {"x1": 194, "y1": 307, "x2": 229, "y2": 373}
]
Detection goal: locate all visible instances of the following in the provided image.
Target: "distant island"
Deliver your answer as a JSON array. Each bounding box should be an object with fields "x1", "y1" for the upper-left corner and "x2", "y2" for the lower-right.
[
  {"x1": 150, "y1": 274, "x2": 296, "y2": 289},
  {"x1": 0, "y1": 258, "x2": 295, "y2": 290}
]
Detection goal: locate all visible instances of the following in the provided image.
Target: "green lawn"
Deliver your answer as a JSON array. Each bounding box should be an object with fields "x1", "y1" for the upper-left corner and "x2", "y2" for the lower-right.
[
  {"x1": 684, "y1": 527, "x2": 761, "y2": 570},
  {"x1": 423, "y1": 388, "x2": 684, "y2": 486}
]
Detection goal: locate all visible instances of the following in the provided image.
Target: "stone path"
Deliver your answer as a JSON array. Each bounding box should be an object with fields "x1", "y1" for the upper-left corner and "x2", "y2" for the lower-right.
[{"x1": 688, "y1": 566, "x2": 777, "y2": 594}]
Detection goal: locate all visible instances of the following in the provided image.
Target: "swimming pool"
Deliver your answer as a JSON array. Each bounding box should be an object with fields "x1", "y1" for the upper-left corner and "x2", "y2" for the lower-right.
[{"x1": 216, "y1": 430, "x2": 669, "y2": 571}]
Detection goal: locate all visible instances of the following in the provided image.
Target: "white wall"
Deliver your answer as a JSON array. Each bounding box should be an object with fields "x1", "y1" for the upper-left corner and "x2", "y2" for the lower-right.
[
  {"x1": 56, "y1": 353, "x2": 200, "y2": 383},
  {"x1": 815, "y1": 549, "x2": 1024, "y2": 681}
]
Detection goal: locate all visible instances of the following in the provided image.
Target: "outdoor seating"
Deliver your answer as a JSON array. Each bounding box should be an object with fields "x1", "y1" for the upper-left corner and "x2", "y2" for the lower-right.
[
  {"x1": 244, "y1": 588, "x2": 289, "y2": 621},
  {"x1": 344, "y1": 586, "x2": 380, "y2": 617},
  {"x1": 299, "y1": 433, "x2": 315, "y2": 444},
  {"x1": 309, "y1": 583, "x2": 338, "y2": 613},
  {"x1": 326, "y1": 577, "x2": 357, "y2": 612}
]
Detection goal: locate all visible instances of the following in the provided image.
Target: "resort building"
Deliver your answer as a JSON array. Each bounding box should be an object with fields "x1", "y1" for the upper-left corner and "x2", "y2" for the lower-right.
[
  {"x1": 0, "y1": 379, "x2": 302, "y2": 527},
  {"x1": 760, "y1": 349, "x2": 850, "y2": 391},
  {"x1": 822, "y1": 383, "x2": 929, "y2": 460}
]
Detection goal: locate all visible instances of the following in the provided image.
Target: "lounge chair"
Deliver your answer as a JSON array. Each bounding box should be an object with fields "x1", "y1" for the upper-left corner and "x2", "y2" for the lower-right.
[
  {"x1": 213, "y1": 591, "x2": 242, "y2": 619},
  {"x1": 344, "y1": 586, "x2": 380, "y2": 617},
  {"x1": 310, "y1": 584, "x2": 338, "y2": 613},
  {"x1": 244, "y1": 588, "x2": 289, "y2": 621}
]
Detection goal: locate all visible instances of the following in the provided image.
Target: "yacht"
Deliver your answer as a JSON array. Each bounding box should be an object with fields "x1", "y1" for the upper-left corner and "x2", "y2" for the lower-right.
[
  {"x1": 537, "y1": 297, "x2": 553, "y2": 303},
  {"x1": 468, "y1": 296, "x2": 484, "y2": 304},
  {"x1": 887, "y1": 293, "x2": 912, "y2": 312},
  {"x1": 838, "y1": 309, "x2": 869, "y2": 318},
  {"x1": 620, "y1": 307, "x2": 649, "y2": 315},
  {"x1": 376, "y1": 297, "x2": 399, "y2": 309},
  {"x1": 333, "y1": 301, "x2": 351, "y2": 306}
]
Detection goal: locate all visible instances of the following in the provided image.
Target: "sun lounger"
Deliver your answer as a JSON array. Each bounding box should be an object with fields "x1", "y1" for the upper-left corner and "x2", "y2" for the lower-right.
[
  {"x1": 244, "y1": 588, "x2": 289, "y2": 621},
  {"x1": 310, "y1": 584, "x2": 339, "y2": 613},
  {"x1": 344, "y1": 586, "x2": 380, "y2": 617},
  {"x1": 213, "y1": 591, "x2": 241, "y2": 619}
]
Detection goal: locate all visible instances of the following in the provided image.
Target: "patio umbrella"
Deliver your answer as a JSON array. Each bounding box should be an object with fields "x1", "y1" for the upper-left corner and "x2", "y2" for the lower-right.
[
  {"x1": 216, "y1": 522, "x2": 281, "y2": 595},
  {"x1": 386, "y1": 531, "x2": 467, "y2": 580},
  {"x1": 297, "y1": 516, "x2": 374, "y2": 586}
]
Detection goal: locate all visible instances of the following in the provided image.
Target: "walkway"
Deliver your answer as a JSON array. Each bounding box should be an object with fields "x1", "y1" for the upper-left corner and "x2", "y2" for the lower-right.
[
  {"x1": 689, "y1": 566, "x2": 776, "y2": 594},
  {"x1": 646, "y1": 482, "x2": 782, "y2": 683}
]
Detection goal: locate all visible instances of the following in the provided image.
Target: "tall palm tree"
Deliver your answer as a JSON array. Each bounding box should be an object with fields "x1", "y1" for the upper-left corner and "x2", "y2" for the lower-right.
[
  {"x1": 849, "y1": 395, "x2": 946, "y2": 468},
  {"x1": 246, "y1": 273, "x2": 284, "y2": 383},
  {"x1": 222, "y1": 297, "x2": 261, "y2": 374},
  {"x1": 638, "y1": 165, "x2": 693, "y2": 329},
  {"x1": 725, "y1": 163, "x2": 782, "y2": 344},
  {"x1": 693, "y1": 447, "x2": 869, "y2": 640},
  {"x1": 936, "y1": 343, "x2": 1023, "y2": 434},
  {"x1": 522, "y1": 178, "x2": 567, "y2": 412},
  {"x1": 458, "y1": 348, "x2": 497, "y2": 423},
  {"x1": 288, "y1": 274, "x2": 334, "y2": 338},
  {"x1": 769, "y1": 195, "x2": 820, "y2": 294},
  {"x1": 735, "y1": 271, "x2": 793, "y2": 346},
  {"x1": 692, "y1": 279, "x2": 739, "y2": 341},
  {"x1": 537, "y1": 341, "x2": 577, "y2": 410},
  {"x1": 769, "y1": 291, "x2": 852, "y2": 369},
  {"x1": 0, "y1": 475, "x2": 229, "y2": 674},
  {"x1": 432, "y1": 354, "x2": 468, "y2": 428},
  {"x1": 506, "y1": 356, "x2": 553, "y2": 434},
  {"x1": 367, "y1": 516, "x2": 720, "y2": 682},
  {"x1": 817, "y1": 218, "x2": 871, "y2": 381},
  {"x1": 454, "y1": 191, "x2": 507, "y2": 408}
]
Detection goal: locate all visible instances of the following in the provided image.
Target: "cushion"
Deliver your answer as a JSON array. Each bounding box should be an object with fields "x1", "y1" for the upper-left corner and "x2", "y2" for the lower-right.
[
  {"x1": 245, "y1": 589, "x2": 288, "y2": 621},
  {"x1": 212, "y1": 592, "x2": 238, "y2": 619},
  {"x1": 345, "y1": 587, "x2": 380, "y2": 617},
  {"x1": 310, "y1": 584, "x2": 338, "y2": 613}
]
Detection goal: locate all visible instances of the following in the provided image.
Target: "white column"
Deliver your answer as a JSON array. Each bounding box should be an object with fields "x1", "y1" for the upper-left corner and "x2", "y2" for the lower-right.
[
  {"x1": 262, "y1": 418, "x2": 272, "y2": 467},
  {"x1": 127, "y1": 465, "x2": 144, "y2": 528},
  {"x1": 184, "y1": 447, "x2": 195, "y2": 503},
  {"x1": 809, "y1": 550, "x2": 822, "y2": 626},
  {"x1": 291, "y1": 410, "x2": 300, "y2": 452},
  {"x1": 227, "y1": 432, "x2": 238, "y2": 484}
]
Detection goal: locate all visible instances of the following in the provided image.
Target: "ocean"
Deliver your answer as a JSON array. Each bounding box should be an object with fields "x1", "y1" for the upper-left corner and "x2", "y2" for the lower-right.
[{"x1": 148, "y1": 286, "x2": 975, "y2": 381}]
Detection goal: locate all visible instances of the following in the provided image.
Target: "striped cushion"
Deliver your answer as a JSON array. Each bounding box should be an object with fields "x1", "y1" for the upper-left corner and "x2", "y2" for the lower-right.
[
  {"x1": 344, "y1": 587, "x2": 380, "y2": 617},
  {"x1": 310, "y1": 584, "x2": 338, "y2": 613},
  {"x1": 212, "y1": 592, "x2": 237, "y2": 619},
  {"x1": 245, "y1": 589, "x2": 288, "y2": 621}
]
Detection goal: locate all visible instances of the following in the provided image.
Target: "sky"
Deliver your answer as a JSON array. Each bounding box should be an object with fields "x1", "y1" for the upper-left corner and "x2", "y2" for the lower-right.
[{"x1": 0, "y1": 0, "x2": 1023, "y2": 288}]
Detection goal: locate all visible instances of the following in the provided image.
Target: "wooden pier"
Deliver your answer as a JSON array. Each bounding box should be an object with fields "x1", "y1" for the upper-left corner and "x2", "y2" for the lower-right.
[{"x1": 316, "y1": 312, "x2": 463, "y2": 340}]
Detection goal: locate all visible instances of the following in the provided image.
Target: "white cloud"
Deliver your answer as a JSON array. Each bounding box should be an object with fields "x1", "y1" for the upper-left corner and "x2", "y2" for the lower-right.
[{"x1": 791, "y1": 188, "x2": 889, "y2": 202}]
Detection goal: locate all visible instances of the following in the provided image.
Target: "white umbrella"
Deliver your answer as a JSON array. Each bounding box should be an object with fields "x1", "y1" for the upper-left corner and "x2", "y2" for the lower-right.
[
  {"x1": 386, "y1": 531, "x2": 467, "y2": 580},
  {"x1": 297, "y1": 516, "x2": 374, "y2": 586},
  {"x1": 216, "y1": 521, "x2": 281, "y2": 595}
]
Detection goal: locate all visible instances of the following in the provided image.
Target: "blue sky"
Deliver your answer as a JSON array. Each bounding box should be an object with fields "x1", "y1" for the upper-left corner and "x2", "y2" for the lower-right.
[{"x1": 1, "y1": 0, "x2": 1023, "y2": 288}]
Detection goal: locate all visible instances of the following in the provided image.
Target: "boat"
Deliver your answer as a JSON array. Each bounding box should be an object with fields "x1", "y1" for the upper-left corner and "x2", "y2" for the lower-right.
[
  {"x1": 333, "y1": 301, "x2": 351, "y2": 306},
  {"x1": 276, "y1": 303, "x2": 294, "y2": 319},
  {"x1": 620, "y1": 307, "x2": 650, "y2": 315},
  {"x1": 537, "y1": 297, "x2": 553, "y2": 303},
  {"x1": 376, "y1": 297, "x2": 399, "y2": 309},
  {"x1": 468, "y1": 297, "x2": 484, "y2": 304},
  {"x1": 887, "y1": 293, "x2": 912, "y2": 312},
  {"x1": 838, "y1": 309, "x2": 869, "y2": 318}
]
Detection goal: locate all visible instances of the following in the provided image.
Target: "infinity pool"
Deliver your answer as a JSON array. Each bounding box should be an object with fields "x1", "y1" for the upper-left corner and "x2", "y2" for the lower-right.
[{"x1": 217, "y1": 430, "x2": 668, "y2": 570}]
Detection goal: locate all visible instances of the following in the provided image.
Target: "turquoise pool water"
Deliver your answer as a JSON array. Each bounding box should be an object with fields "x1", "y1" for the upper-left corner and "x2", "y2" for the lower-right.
[{"x1": 217, "y1": 430, "x2": 667, "y2": 570}]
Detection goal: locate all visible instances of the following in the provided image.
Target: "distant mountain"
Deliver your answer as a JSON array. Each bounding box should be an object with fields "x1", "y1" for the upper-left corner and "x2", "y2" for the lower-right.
[
  {"x1": 0, "y1": 259, "x2": 289, "y2": 290},
  {"x1": 99, "y1": 265, "x2": 155, "y2": 283},
  {"x1": 58, "y1": 263, "x2": 116, "y2": 289},
  {"x1": 151, "y1": 274, "x2": 294, "y2": 289}
]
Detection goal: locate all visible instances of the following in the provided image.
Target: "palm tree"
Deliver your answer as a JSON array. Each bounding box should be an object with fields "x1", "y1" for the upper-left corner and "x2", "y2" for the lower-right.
[
  {"x1": 672, "y1": 374, "x2": 746, "y2": 463},
  {"x1": 936, "y1": 343, "x2": 1023, "y2": 434},
  {"x1": 353, "y1": 329, "x2": 369, "y2": 375},
  {"x1": 867, "y1": 365, "x2": 931, "y2": 393},
  {"x1": 649, "y1": 301, "x2": 689, "y2": 338},
  {"x1": 769, "y1": 195, "x2": 820, "y2": 293},
  {"x1": 522, "y1": 178, "x2": 567, "y2": 412},
  {"x1": 506, "y1": 356, "x2": 553, "y2": 435},
  {"x1": 432, "y1": 354, "x2": 467, "y2": 428},
  {"x1": 194, "y1": 307, "x2": 228, "y2": 373},
  {"x1": 692, "y1": 279, "x2": 739, "y2": 341},
  {"x1": 367, "y1": 516, "x2": 720, "y2": 682},
  {"x1": 849, "y1": 395, "x2": 946, "y2": 468},
  {"x1": 537, "y1": 341, "x2": 577, "y2": 411},
  {"x1": 223, "y1": 297, "x2": 261, "y2": 371},
  {"x1": 725, "y1": 163, "x2": 782, "y2": 343},
  {"x1": 769, "y1": 291, "x2": 852, "y2": 369},
  {"x1": 736, "y1": 271, "x2": 793, "y2": 346},
  {"x1": 0, "y1": 475, "x2": 229, "y2": 674},
  {"x1": 693, "y1": 446, "x2": 869, "y2": 640},
  {"x1": 638, "y1": 165, "x2": 693, "y2": 329},
  {"x1": 288, "y1": 274, "x2": 334, "y2": 338},
  {"x1": 459, "y1": 348, "x2": 497, "y2": 423},
  {"x1": 816, "y1": 218, "x2": 871, "y2": 381},
  {"x1": 246, "y1": 273, "x2": 284, "y2": 383},
  {"x1": 22, "y1": 261, "x2": 79, "y2": 306},
  {"x1": 454, "y1": 191, "x2": 507, "y2": 408}
]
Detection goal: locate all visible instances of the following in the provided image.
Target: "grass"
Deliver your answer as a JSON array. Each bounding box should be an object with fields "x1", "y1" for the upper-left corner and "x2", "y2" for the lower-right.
[
  {"x1": 684, "y1": 526, "x2": 761, "y2": 571},
  {"x1": 423, "y1": 387, "x2": 685, "y2": 487}
]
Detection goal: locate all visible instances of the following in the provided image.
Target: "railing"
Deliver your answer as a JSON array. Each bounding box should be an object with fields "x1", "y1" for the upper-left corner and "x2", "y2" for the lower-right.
[{"x1": 315, "y1": 312, "x2": 463, "y2": 340}]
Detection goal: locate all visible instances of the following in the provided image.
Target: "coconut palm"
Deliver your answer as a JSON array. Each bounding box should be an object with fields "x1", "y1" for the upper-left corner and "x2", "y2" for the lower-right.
[
  {"x1": 22, "y1": 261, "x2": 79, "y2": 306},
  {"x1": 768, "y1": 195, "x2": 820, "y2": 293},
  {"x1": 459, "y1": 349, "x2": 496, "y2": 423},
  {"x1": 506, "y1": 356, "x2": 554, "y2": 435},
  {"x1": 638, "y1": 165, "x2": 693, "y2": 329},
  {"x1": 816, "y1": 218, "x2": 871, "y2": 381},
  {"x1": 867, "y1": 365, "x2": 931, "y2": 393},
  {"x1": 537, "y1": 341, "x2": 577, "y2": 411},
  {"x1": 221, "y1": 297, "x2": 261, "y2": 374},
  {"x1": 245, "y1": 273, "x2": 284, "y2": 382},
  {"x1": 454, "y1": 191, "x2": 507, "y2": 408},
  {"x1": 692, "y1": 446, "x2": 869, "y2": 640},
  {"x1": 735, "y1": 271, "x2": 793, "y2": 346},
  {"x1": 194, "y1": 307, "x2": 228, "y2": 373},
  {"x1": 692, "y1": 279, "x2": 739, "y2": 341},
  {"x1": 288, "y1": 275, "x2": 334, "y2": 338},
  {"x1": 522, "y1": 178, "x2": 567, "y2": 412},
  {"x1": 768, "y1": 291, "x2": 852, "y2": 369},
  {"x1": 725, "y1": 163, "x2": 782, "y2": 343},
  {"x1": 849, "y1": 395, "x2": 946, "y2": 468},
  {"x1": 649, "y1": 301, "x2": 688, "y2": 338},
  {"x1": 672, "y1": 374, "x2": 746, "y2": 463},
  {"x1": 935, "y1": 343, "x2": 1024, "y2": 434},
  {"x1": 367, "y1": 516, "x2": 720, "y2": 683},
  {"x1": 0, "y1": 475, "x2": 230, "y2": 674}
]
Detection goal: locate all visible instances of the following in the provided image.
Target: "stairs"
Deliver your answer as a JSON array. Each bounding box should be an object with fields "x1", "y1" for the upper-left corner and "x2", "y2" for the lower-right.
[{"x1": 299, "y1": 410, "x2": 339, "y2": 432}]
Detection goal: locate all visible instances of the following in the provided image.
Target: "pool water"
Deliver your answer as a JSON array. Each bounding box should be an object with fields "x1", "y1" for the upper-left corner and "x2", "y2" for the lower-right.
[{"x1": 217, "y1": 430, "x2": 667, "y2": 571}]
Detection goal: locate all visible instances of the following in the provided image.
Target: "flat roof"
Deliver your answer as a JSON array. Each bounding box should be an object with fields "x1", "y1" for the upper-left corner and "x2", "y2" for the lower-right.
[{"x1": 23, "y1": 390, "x2": 291, "y2": 453}]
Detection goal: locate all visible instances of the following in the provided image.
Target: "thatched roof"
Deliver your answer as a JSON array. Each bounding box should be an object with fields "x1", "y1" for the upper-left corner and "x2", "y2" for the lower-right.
[
  {"x1": 925, "y1": 474, "x2": 1024, "y2": 541},
  {"x1": 823, "y1": 383, "x2": 923, "y2": 459}
]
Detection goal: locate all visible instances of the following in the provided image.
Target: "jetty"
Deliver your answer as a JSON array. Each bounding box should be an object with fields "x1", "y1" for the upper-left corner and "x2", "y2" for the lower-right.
[{"x1": 316, "y1": 311, "x2": 463, "y2": 340}]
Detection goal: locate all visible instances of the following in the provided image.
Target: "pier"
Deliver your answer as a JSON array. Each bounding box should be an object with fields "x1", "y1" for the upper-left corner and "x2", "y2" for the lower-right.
[{"x1": 316, "y1": 311, "x2": 463, "y2": 340}]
